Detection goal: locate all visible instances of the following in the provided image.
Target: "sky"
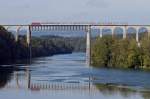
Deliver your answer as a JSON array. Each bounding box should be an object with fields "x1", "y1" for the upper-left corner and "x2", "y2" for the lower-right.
[{"x1": 0, "y1": 0, "x2": 150, "y2": 24}]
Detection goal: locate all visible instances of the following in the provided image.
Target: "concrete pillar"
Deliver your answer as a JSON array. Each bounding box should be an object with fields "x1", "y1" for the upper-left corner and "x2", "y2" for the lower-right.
[
  {"x1": 123, "y1": 26, "x2": 127, "y2": 39},
  {"x1": 99, "y1": 27, "x2": 102, "y2": 38},
  {"x1": 27, "y1": 26, "x2": 32, "y2": 60},
  {"x1": 16, "y1": 26, "x2": 21, "y2": 42},
  {"x1": 27, "y1": 26, "x2": 30, "y2": 45},
  {"x1": 135, "y1": 27, "x2": 139, "y2": 42},
  {"x1": 111, "y1": 26, "x2": 115, "y2": 38},
  {"x1": 135, "y1": 26, "x2": 141, "y2": 47},
  {"x1": 86, "y1": 26, "x2": 91, "y2": 66}
]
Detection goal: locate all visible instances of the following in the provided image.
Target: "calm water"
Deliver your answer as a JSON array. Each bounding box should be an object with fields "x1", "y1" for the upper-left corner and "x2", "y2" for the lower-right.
[{"x1": 0, "y1": 53, "x2": 150, "y2": 99}]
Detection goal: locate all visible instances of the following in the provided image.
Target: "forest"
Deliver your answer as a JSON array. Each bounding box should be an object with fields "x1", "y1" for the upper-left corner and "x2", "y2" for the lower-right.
[
  {"x1": 91, "y1": 34, "x2": 150, "y2": 70},
  {"x1": 0, "y1": 26, "x2": 85, "y2": 64}
]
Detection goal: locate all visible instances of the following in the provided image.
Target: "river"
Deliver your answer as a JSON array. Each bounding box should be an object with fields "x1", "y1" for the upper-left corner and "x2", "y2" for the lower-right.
[{"x1": 0, "y1": 53, "x2": 150, "y2": 99}]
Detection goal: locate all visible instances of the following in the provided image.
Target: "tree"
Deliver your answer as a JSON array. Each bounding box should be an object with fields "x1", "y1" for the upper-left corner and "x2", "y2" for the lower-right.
[
  {"x1": 141, "y1": 36, "x2": 150, "y2": 69},
  {"x1": 91, "y1": 36, "x2": 115, "y2": 67},
  {"x1": 111, "y1": 39, "x2": 129, "y2": 68},
  {"x1": 91, "y1": 35, "x2": 145, "y2": 69},
  {"x1": 126, "y1": 39, "x2": 142, "y2": 69}
]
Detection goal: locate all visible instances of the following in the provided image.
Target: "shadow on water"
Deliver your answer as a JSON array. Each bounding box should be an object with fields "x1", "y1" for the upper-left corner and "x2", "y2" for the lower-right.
[
  {"x1": 94, "y1": 83, "x2": 150, "y2": 99},
  {"x1": 0, "y1": 66, "x2": 14, "y2": 89},
  {"x1": 95, "y1": 83, "x2": 137, "y2": 96},
  {"x1": 0, "y1": 59, "x2": 31, "y2": 89}
]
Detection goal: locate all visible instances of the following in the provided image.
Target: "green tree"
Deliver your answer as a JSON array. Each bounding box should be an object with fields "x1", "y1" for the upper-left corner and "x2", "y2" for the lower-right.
[
  {"x1": 141, "y1": 36, "x2": 150, "y2": 69},
  {"x1": 126, "y1": 39, "x2": 142, "y2": 69},
  {"x1": 91, "y1": 35, "x2": 144, "y2": 69},
  {"x1": 91, "y1": 36, "x2": 115, "y2": 67},
  {"x1": 111, "y1": 39, "x2": 129, "y2": 68}
]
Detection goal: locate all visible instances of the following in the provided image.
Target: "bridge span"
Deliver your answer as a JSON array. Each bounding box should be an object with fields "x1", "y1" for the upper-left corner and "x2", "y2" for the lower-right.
[{"x1": 1, "y1": 23, "x2": 150, "y2": 65}]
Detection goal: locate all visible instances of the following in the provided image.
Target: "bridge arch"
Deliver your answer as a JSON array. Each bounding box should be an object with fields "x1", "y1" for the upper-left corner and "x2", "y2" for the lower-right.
[
  {"x1": 126, "y1": 27, "x2": 137, "y2": 40},
  {"x1": 3, "y1": 26, "x2": 24, "y2": 42},
  {"x1": 4, "y1": 26, "x2": 11, "y2": 31},
  {"x1": 138, "y1": 27, "x2": 149, "y2": 40},
  {"x1": 15, "y1": 26, "x2": 23, "y2": 42},
  {"x1": 113, "y1": 26, "x2": 125, "y2": 39},
  {"x1": 101, "y1": 26, "x2": 113, "y2": 37}
]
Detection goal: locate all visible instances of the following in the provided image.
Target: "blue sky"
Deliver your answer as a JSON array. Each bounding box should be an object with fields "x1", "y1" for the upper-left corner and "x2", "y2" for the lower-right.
[{"x1": 0, "y1": 0, "x2": 150, "y2": 24}]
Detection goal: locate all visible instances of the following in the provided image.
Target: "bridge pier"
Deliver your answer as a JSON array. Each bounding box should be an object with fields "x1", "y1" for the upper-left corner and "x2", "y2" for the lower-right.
[
  {"x1": 27, "y1": 26, "x2": 32, "y2": 60},
  {"x1": 86, "y1": 26, "x2": 91, "y2": 66},
  {"x1": 135, "y1": 27, "x2": 139, "y2": 43},
  {"x1": 111, "y1": 27, "x2": 115, "y2": 38},
  {"x1": 123, "y1": 26, "x2": 127, "y2": 39},
  {"x1": 16, "y1": 26, "x2": 21, "y2": 42},
  {"x1": 99, "y1": 27, "x2": 103, "y2": 38},
  {"x1": 135, "y1": 27, "x2": 141, "y2": 46},
  {"x1": 26, "y1": 26, "x2": 31, "y2": 88}
]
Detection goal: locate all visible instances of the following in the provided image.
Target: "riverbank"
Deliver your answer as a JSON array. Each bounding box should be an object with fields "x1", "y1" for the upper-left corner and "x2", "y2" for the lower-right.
[{"x1": 0, "y1": 26, "x2": 73, "y2": 64}]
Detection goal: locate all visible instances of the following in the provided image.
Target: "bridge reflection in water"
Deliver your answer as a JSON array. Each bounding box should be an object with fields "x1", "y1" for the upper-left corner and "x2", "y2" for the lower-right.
[
  {"x1": 30, "y1": 82, "x2": 96, "y2": 91},
  {"x1": 2, "y1": 65, "x2": 150, "y2": 99},
  {"x1": 1, "y1": 51, "x2": 150, "y2": 99},
  {"x1": 5, "y1": 66, "x2": 97, "y2": 92}
]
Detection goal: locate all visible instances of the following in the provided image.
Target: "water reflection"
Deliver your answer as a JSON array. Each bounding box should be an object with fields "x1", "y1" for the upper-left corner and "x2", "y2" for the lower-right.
[
  {"x1": 95, "y1": 83, "x2": 137, "y2": 98},
  {"x1": 95, "y1": 83, "x2": 150, "y2": 99},
  {"x1": 0, "y1": 53, "x2": 150, "y2": 99},
  {"x1": 0, "y1": 66, "x2": 14, "y2": 89},
  {"x1": 0, "y1": 65, "x2": 150, "y2": 99},
  {"x1": 142, "y1": 92, "x2": 150, "y2": 99}
]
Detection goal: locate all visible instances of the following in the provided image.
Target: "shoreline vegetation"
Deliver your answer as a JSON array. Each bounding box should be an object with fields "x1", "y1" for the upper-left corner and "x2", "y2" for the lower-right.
[
  {"x1": 91, "y1": 35, "x2": 150, "y2": 70},
  {"x1": 0, "y1": 26, "x2": 85, "y2": 64}
]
